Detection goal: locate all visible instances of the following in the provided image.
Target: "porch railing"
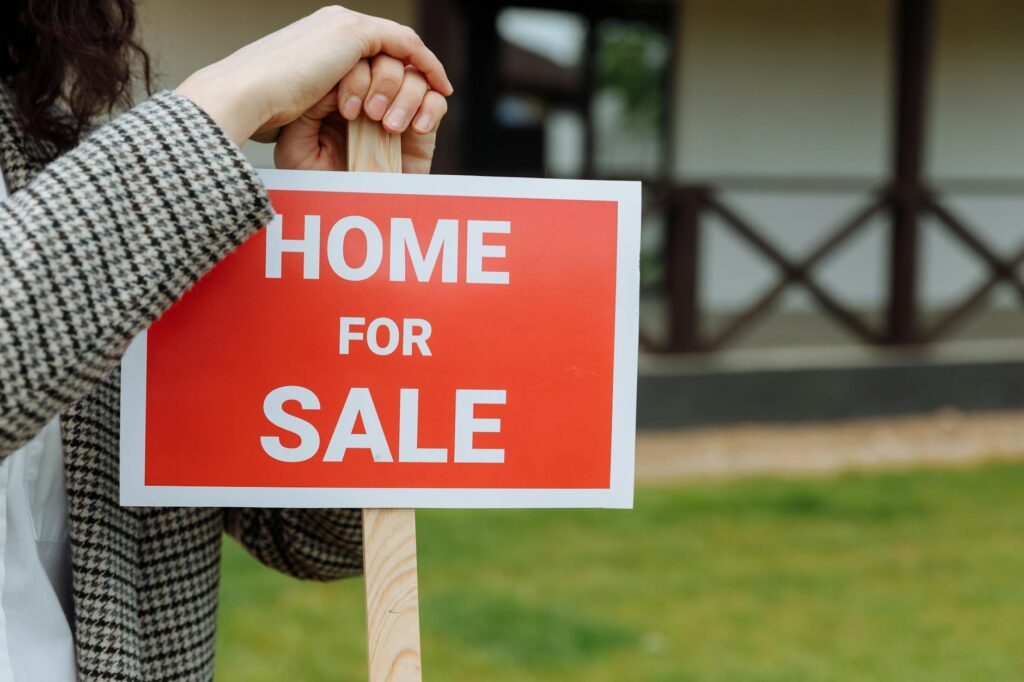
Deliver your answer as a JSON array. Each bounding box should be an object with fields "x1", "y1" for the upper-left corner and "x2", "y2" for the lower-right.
[{"x1": 642, "y1": 177, "x2": 1024, "y2": 354}]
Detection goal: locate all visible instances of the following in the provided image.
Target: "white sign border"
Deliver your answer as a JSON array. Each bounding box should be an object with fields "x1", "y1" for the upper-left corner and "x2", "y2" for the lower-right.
[{"x1": 120, "y1": 170, "x2": 640, "y2": 509}]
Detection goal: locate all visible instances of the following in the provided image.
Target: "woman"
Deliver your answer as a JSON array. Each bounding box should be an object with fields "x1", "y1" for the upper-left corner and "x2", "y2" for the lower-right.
[{"x1": 0, "y1": 2, "x2": 450, "y2": 680}]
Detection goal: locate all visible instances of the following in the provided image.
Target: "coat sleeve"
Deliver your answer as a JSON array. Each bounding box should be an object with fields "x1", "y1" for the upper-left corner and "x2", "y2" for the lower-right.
[
  {"x1": 0, "y1": 90, "x2": 273, "y2": 459},
  {"x1": 223, "y1": 508, "x2": 364, "y2": 581}
]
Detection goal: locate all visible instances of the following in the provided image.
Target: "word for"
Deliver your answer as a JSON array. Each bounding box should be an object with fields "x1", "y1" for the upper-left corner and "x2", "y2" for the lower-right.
[
  {"x1": 265, "y1": 215, "x2": 510, "y2": 284},
  {"x1": 339, "y1": 317, "x2": 432, "y2": 356},
  {"x1": 261, "y1": 386, "x2": 507, "y2": 464}
]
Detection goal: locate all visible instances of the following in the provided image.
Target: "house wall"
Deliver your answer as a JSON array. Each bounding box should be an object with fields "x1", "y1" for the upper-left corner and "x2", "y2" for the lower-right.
[
  {"x1": 668, "y1": 0, "x2": 1024, "y2": 324},
  {"x1": 931, "y1": 0, "x2": 1024, "y2": 179},
  {"x1": 674, "y1": 0, "x2": 890, "y2": 178},
  {"x1": 674, "y1": 0, "x2": 1024, "y2": 181}
]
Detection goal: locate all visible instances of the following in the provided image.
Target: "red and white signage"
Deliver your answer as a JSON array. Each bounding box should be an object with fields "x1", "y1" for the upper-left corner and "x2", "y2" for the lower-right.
[{"x1": 120, "y1": 170, "x2": 639, "y2": 508}]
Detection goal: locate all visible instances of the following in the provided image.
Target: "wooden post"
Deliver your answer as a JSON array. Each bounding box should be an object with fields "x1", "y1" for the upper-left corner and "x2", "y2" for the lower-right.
[
  {"x1": 348, "y1": 115, "x2": 423, "y2": 682},
  {"x1": 886, "y1": 0, "x2": 933, "y2": 344},
  {"x1": 665, "y1": 186, "x2": 703, "y2": 353},
  {"x1": 361, "y1": 507, "x2": 422, "y2": 681}
]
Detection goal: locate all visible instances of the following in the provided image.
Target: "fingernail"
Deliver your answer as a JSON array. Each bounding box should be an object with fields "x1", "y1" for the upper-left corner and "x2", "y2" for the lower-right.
[
  {"x1": 366, "y1": 94, "x2": 389, "y2": 120},
  {"x1": 343, "y1": 96, "x2": 362, "y2": 120},
  {"x1": 384, "y1": 107, "x2": 408, "y2": 131},
  {"x1": 414, "y1": 113, "x2": 432, "y2": 133}
]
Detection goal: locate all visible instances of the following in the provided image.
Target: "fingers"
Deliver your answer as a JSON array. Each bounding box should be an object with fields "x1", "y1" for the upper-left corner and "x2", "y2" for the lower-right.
[
  {"x1": 337, "y1": 60, "x2": 371, "y2": 121},
  {"x1": 383, "y1": 67, "x2": 428, "y2": 133},
  {"x1": 337, "y1": 53, "x2": 449, "y2": 135},
  {"x1": 402, "y1": 92, "x2": 446, "y2": 173},
  {"x1": 356, "y1": 17, "x2": 453, "y2": 96},
  {"x1": 364, "y1": 55, "x2": 406, "y2": 122},
  {"x1": 411, "y1": 89, "x2": 448, "y2": 135},
  {"x1": 400, "y1": 128, "x2": 436, "y2": 175}
]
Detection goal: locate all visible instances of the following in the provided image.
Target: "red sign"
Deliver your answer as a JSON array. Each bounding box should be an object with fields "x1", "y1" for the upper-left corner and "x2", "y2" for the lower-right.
[{"x1": 120, "y1": 171, "x2": 639, "y2": 508}]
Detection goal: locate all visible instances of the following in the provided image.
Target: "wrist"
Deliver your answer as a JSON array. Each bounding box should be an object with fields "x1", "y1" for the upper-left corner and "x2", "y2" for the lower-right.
[{"x1": 176, "y1": 66, "x2": 260, "y2": 147}]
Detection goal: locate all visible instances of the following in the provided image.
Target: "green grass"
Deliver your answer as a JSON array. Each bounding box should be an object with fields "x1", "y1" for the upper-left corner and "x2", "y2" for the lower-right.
[{"x1": 216, "y1": 462, "x2": 1024, "y2": 681}]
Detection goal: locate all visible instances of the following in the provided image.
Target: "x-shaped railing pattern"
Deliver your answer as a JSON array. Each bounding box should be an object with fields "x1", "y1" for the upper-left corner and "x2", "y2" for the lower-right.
[
  {"x1": 651, "y1": 183, "x2": 1024, "y2": 353},
  {"x1": 924, "y1": 196, "x2": 1024, "y2": 339}
]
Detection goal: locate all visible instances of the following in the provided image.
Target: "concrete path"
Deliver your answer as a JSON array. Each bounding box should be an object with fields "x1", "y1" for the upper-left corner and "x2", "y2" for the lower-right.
[{"x1": 636, "y1": 409, "x2": 1024, "y2": 483}]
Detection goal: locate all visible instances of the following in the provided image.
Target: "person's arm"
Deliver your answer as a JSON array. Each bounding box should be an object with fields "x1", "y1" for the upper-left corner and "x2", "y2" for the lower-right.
[
  {"x1": 0, "y1": 91, "x2": 272, "y2": 458},
  {"x1": 0, "y1": 6, "x2": 451, "y2": 459},
  {"x1": 224, "y1": 508, "x2": 363, "y2": 580}
]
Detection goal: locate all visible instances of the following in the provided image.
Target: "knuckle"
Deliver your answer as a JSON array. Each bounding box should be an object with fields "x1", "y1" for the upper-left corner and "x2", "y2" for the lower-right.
[
  {"x1": 372, "y1": 53, "x2": 402, "y2": 69},
  {"x1": 402, "y1": 67, "x2": 428, "y2": 89},
  {"x1": 401, "y1": 25, "x2": 423, "y2": 49},
  {"x1": 340, "y1": 74, "x2": 367, "y2": 95},
  {"x1": 354, "y1": 67, "x2": 372, "y2": 89},
  {"x1": 320, "y1": 5, "x2": 358, "y2": 29},
  {"x1": 317, "y1": 5, "x2": 344, "y2": 19},
  {"x1": 373, "y1": 72, "x2": 403, "y2": 93},
  {"x1": 345, "y1": 60, "x2": 370, "y2": 79}
]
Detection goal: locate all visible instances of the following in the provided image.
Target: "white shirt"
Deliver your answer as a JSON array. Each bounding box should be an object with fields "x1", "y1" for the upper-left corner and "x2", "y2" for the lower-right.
[{"x1": 0, "y1": 172, "x2": 77, "y2": 680}]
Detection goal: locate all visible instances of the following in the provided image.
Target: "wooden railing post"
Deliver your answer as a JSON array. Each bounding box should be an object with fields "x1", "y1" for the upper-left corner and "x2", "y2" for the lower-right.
[
  {"x1": 665, "y1": 186, "x2": 704, "y2": 352},
  {"x1": 887, "y1": 0, "x2": 934, "y2": 344}
]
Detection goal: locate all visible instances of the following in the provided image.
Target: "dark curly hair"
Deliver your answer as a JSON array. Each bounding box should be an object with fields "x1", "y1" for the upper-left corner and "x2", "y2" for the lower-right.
[{"x1": 1, "y1": 0, "x2": 152, "y2": 161}]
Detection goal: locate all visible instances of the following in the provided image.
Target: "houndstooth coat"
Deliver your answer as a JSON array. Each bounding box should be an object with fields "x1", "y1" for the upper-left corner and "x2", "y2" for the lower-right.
[{"x1": 0, "y1": 84, "x2": 363, "y2": 680}]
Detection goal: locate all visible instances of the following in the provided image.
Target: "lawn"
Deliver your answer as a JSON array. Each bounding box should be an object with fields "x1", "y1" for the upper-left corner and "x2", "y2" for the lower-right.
[{"x1": 216, "y1": 462, "x2": 1024, "y2": 681}]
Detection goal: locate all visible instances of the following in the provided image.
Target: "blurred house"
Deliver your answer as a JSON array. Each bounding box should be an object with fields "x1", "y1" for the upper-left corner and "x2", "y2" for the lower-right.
[{"x1": 141, "y1": 0, "x2": 1024, "y2": 426}]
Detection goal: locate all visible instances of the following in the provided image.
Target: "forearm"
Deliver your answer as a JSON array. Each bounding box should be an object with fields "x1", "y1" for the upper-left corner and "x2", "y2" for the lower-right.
[
  {"x1": 0, "y1": 90, "x2": 272, "y2": 457},
  {"x1": 224, "y1": 508, "x2": 364, "y2": 581}
]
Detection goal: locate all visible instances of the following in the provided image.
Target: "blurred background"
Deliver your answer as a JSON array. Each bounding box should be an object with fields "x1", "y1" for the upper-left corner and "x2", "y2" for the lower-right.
[{"x1": 139, "y1": 0, "x2": 1024, "y2": 679}]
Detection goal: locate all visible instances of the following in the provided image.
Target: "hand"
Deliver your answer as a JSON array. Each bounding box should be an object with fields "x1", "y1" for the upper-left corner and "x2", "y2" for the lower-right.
[
  {"x1": 175, "y1": 6, "x2": 452, "y2": 147},
  {"x1": 273, "y1": 56, "x2": 447, "y2": 174}
]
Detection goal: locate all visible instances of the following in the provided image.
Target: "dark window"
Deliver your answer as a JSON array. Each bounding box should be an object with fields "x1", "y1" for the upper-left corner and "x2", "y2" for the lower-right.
[{"x1": 458, "y1": 1, "x2": 675, "y2": 181}]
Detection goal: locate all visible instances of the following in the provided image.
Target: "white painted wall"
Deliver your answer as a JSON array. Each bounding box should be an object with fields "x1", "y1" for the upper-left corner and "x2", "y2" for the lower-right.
[
  {"x1": 670, "y1": 0, "x2": 1024, "y2": 322},
  {"x1": 931, "y1": 0, "x2": 1024, "y2": 178},
  {"x1": 137, "y1": 0, "x2": 417, "y2": 167},
  {"x1": 674, "y1": 0, "x2": 890, "y2": 178},
  {"x1": 674, "y1": 0, "x2": 1024, "y2": 179}
]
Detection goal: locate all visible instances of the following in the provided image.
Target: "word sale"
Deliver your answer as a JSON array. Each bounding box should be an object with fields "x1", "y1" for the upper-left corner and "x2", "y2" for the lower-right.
[{"x1": 260, "y1": 387, "x2": 507, "y2": 464}]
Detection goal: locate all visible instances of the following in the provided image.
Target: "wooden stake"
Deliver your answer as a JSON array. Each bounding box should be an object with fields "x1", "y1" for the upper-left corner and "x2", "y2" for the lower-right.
[
  {"x1": 348, "y1": 115, "x2": 404, "y2": 174},
  {"x1": 361, "y1": 508, "x2": 422, "y2": 682},
  {"x1": 347, "y1": 115, "x2": 423, "y2": 682}
]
